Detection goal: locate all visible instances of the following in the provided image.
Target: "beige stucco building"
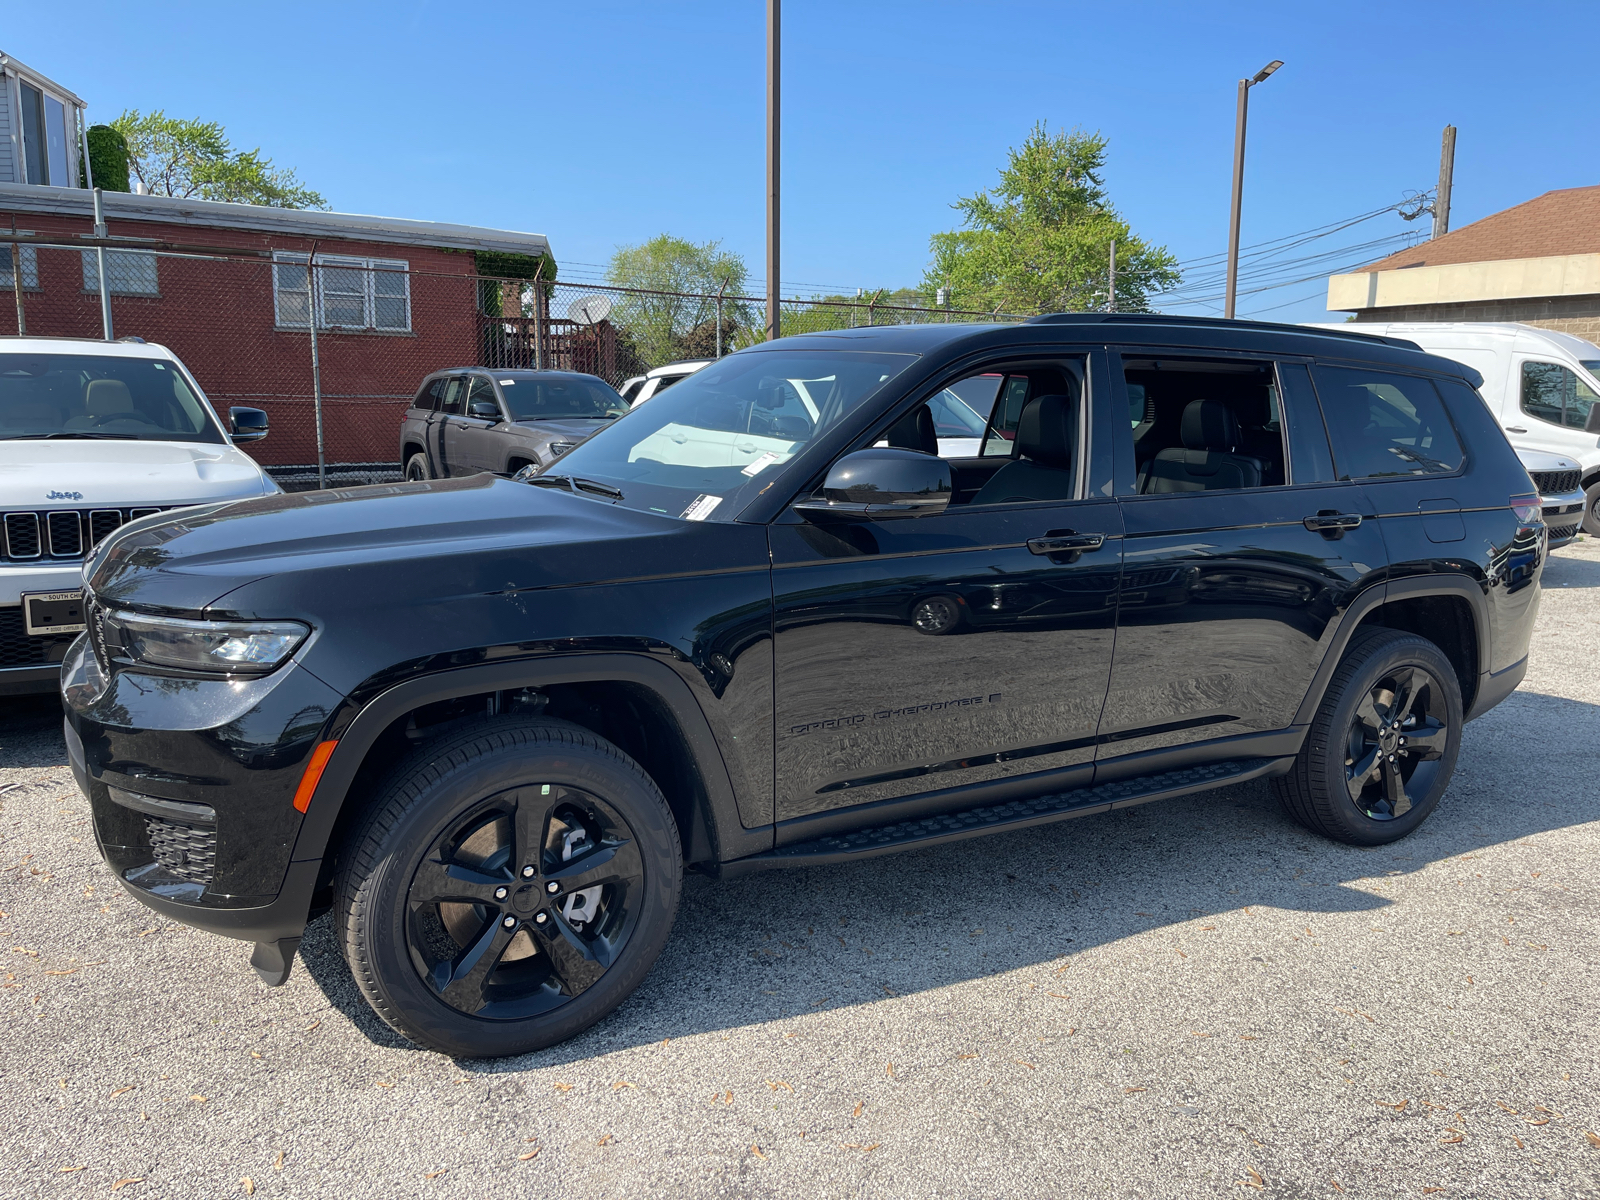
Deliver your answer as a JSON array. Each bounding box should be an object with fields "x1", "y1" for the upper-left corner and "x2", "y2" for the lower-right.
[{"x1": 1327, "y1": 185, "x2": 1600, "y2": 341}]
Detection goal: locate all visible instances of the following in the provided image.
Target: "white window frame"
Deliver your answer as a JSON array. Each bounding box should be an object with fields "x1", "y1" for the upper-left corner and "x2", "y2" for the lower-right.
[{"x1": 272, "y1": 251, "x2": 412, "y2": 333}]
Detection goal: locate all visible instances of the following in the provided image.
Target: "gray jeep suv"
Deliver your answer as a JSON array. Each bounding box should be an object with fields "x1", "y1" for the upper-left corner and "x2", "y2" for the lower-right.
[{"x1": 400, "y1": 368, "x2": 628, "y2": 480}]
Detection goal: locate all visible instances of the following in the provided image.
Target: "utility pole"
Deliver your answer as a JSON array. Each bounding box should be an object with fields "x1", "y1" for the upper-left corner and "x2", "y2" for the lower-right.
[
  {"x1": 1108, "y1": 239, "x2": 1117, "y2": 313},
  {"x1": 91, "y1": 187, "x2": 113, "y2": 340},
  {"x1": 766, "y1": 0, "x2": 781, "y2": 343},
  {"x1": 1224, "y1": 60, "x2": 1283, "y2": 320},
  {"x1": 1434, "y1": 125, "x2": 1456, "y2": 239}
]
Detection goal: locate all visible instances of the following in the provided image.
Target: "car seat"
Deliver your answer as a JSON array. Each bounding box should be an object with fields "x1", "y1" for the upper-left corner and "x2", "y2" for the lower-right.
[
  {"x1": 1139, "y1": 398, "x2": 1264, "y2": 493},
  {"x1": 64, "y1": 379, "x2": 139, "y2": 430},
  {"x1": 968, "y1": 394, "x2": 1078, "y2": 504}
]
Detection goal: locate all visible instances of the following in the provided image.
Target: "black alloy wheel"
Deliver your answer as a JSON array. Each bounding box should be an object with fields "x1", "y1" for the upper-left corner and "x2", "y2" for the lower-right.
[
  {"x1": 404, "y1": 452, "x2": 432, "y2": 482},
  {"x1": 408, "y1": 784, "x2": 644, "y2": 1020},
  {"x1": 336, "y1": 718, "x2": 681, "y2": 1057},
  {"x1": 911, "y1": 594, "x2": 964, "y2": 636},
  {"x1": 1583, "y1": 482, "x2": 1600, "y2": 537},
  {"x1": 1274, "y1": 628, "x2": 1462, "y2": 846}
]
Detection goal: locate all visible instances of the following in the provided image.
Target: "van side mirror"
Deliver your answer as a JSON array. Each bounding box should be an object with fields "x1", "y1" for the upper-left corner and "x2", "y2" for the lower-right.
[
  {"x1": 793, "y1": 447, "x2": 951, "y2": 521},
  {"x1": 228, "y1": 406, "x2": 269, "y2": 443},
  {"x1": 1586, "y1": 404, "x2": 1600, "y2": 434}
]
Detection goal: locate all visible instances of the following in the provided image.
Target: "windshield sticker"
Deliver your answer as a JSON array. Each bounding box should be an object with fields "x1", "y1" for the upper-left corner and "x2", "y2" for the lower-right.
[
  {"x1": 740, "y1": 451, "x2": 781, "y2": 477},
  {"x1": 680, "y1": 494, "x2": 723, "y2": 521},
  {"x1": 499, "y1": 379, "x2": 515, "y2": 385}
]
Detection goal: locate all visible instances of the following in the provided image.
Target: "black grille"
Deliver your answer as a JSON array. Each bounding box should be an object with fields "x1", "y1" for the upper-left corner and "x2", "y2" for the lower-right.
[
  {"x1": 0, "y1": 606, "x2": 72, "y2": 667},
  {"x1": 145, "y1": 817, "x2": 216, "y2": 885},
  {"x1": 4, "y1": 512, "x2": 40, "y2": 558},
  {"x1": 1548, "y1": 522, "x2": 1580, "y2": 543},
  {"x1": 0, "y1": 507, "x2": 172, "y2": 563},
  {"x1": 1530, "y1": 469, "x2": 1581, "y2": 495}
]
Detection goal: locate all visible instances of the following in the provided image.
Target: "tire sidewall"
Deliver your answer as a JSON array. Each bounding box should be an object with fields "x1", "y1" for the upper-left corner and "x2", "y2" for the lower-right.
[
  {"x1": 1583, "y1": 482, "x2": 1600, "y2": 537},
  {"x1": 404, "y1": 452, "x2": 431, "y2": 482},
  {"x1": 350, "y1": 728, "x2": 680, "y2": 1058},
  {"x1": 1312, "y1": 634, "x2": 1463, "y2": 845}
]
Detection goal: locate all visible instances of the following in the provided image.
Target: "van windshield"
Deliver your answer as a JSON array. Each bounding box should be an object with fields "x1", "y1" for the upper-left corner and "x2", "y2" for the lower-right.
[
  {"x1": 0, "y1": 353, "x2": 223, "y2": 443},
  {"x1": 543, "y1": 348, "x2": 918, "y2": 521}
]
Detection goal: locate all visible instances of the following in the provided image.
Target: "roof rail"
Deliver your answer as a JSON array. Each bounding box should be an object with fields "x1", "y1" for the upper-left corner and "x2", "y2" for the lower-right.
[{"x1": 1025, "y1": 311, "x2": 1412, "y2": 348}]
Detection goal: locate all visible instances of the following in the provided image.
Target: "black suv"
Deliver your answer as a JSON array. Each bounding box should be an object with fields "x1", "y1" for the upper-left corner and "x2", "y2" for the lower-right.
[{"x1": 62, "y1": 316, "x2": 1544, "y2": 1057}]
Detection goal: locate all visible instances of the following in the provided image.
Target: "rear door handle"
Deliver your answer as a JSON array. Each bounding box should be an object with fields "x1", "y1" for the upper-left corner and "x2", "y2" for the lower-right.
[
  {"x1": 1504, "y1": 426, "x2": 1528, "y2": 434},
  {"x1": 1027, "y1": 532, "x2": 1105, "y2": 555},
  {"x1": 1303, "y1": 512, "x2": 1363, "y2": 536}
]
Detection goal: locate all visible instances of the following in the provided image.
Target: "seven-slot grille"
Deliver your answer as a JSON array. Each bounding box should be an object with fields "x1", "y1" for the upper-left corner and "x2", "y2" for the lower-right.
[
  {"x1": 1, "y1": 507, "x2": 166, "y2": 561},
  {"x1": 1529, "y1": 468, "x2": 1581, "y2": 496}
]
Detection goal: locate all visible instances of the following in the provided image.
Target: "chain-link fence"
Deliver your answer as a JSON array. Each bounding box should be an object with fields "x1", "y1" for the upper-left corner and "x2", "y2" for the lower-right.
[{"x1": 1, "y1": 232, "x2": 1021, "y2": 488}]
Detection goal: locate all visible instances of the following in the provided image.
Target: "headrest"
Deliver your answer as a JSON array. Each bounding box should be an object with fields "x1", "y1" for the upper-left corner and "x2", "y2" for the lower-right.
[
  {"x1": 1180, "y1": 399, "x2": 1240, "y2": 453},
  {"x1": 885, "y1": 403, "x2": 938, "y2": 456},
  {"x1": 1016, "y1": 394, "x2": 1076, "y2": 469},
  {"x1": 85, "y1": 378, "x2": 136, "y2": 417}
]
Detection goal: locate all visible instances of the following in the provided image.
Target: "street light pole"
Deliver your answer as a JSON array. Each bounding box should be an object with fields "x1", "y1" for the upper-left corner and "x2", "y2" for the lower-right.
[
  {"x1": 1223, "y1": 59, "x2": 1282, "y2": 320},
  {"x1": 766, "y1": 0, "x2": 781, "y2": 343}
]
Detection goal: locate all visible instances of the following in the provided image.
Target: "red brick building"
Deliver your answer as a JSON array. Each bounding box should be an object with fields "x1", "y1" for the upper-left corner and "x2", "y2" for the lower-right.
[{"x1": 0, "y1": 182, "x2": 554, "y2": 472}]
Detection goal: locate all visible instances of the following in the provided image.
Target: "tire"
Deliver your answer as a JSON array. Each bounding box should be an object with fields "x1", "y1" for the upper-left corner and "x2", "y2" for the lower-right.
[
  {"x1": 335, "y1": 717, "x2": 681, "y2": 1058},
  {"x1": 1273, "y1": 628, "x2": 1462, "y2": 846},
  {"x1": 1582, "y1": 482, "x2": 1600, "y2": 537},
  {"x1": 404, "y1": 452, "x2": 432, "y2": 482},
  {"x1": 911, "y1": 594, "x2": 965, "y2": 635}
]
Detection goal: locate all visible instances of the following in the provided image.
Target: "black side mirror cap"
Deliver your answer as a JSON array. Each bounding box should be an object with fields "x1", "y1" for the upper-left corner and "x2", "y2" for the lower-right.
[
  {"x1": 794, "y1": 447, "x2": 952, "y2": 522},
  {"x1": 468, "y1": 401, "x2": 502, "y2": 421},
  {"x1": 228, "y1": 406, "x2": 269, "y2": 443}
]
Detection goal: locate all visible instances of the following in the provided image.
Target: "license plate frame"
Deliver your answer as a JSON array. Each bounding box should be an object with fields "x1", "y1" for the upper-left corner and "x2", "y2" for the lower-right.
[{"x1": 22, "y1": 590, "x2": 87, "y2": 637}]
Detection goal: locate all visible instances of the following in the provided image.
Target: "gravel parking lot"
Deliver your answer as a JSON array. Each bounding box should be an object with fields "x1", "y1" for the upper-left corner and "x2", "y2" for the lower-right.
[{"x1": 3, "y1": 542, "x2": 1597, "y2": 1200}]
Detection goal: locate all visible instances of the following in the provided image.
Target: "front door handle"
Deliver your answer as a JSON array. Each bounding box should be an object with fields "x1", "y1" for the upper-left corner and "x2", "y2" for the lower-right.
[
  {"x1": 1504, "y1": 426, "x2": 1528, "y2": 434},
  {"x1": 1027, "y1": 532, "x2": 1105, "y2": 556},
  {"x1": 1303, "y1": 512, "x2": 1363, "y2": 538}
]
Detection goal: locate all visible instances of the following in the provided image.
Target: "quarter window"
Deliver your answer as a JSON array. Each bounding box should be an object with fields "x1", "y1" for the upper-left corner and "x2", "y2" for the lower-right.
[
  {"x1": 272, "y1": 252, "x2": 412, "y2": 332},
  {"x1": 1313, "y1": 366, "x2": 1462, "y2": 480},
  {"x1": 1521, "y1": 360, "x2": 1599, "y2": 432}
]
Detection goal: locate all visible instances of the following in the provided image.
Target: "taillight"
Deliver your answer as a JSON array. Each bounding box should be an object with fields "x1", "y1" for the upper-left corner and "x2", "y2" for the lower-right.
[{"x1": 1509, "y1": 493, "x2": 1542, "y2": 523}]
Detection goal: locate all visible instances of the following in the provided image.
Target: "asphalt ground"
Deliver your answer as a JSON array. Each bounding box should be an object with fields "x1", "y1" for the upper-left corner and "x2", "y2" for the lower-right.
[{"x1": 2, "y1": 541, "x2": 1597, "y2": 1200}]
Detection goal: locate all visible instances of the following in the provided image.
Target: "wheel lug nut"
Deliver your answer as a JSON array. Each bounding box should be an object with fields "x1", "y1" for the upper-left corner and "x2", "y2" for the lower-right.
[
  {"x1": 502, "y1": 916, "x2": 516, "y2": 929},
  {"x1": 494, "y1": 887, "x2": 508, "y2": 900},
  {"x1": 534, "y1": 913, "x2": 548, "y2": 925},
  {"x1": 521, "y1": 865, "x2": 536, "y2": 878},
  {"x1": 546, "y1": 881, "x2": 559, "y2": 894}
]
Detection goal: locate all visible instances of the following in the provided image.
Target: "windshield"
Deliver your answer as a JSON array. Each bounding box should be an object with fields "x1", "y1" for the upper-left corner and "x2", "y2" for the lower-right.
[
  {"x1": 0, "y1": 353, "x2": 223, "y2": 443},
  {"x1": 498, "y1": 374, "x2": 628, "y2": 421},
  {"x1": 545, "y1": 348, "x2": 918, "y2": 521}
]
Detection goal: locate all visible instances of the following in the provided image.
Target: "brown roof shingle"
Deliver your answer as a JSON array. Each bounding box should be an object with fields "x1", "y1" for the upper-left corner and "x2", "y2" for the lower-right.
[{"x1": 1362, "y1": 184, "x2": 1600, "y2": 272}]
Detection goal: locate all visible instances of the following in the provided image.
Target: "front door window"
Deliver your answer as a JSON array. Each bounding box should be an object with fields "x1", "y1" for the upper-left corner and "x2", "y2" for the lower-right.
[{"x1": 1522, "y1": 360, "x2": 1600, "y2": 432}]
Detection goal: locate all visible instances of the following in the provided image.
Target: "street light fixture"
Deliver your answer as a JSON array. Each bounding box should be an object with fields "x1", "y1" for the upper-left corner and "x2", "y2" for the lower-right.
[{"x1": 1223, "y1": 59, "x2": 1284, "y2": 319}]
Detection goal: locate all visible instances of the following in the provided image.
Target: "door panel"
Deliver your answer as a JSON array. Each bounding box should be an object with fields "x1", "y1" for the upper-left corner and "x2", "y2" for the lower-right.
[
  {"x1": 446, "y1": 377, "x2": 504, "y2": 474},
  {"x1": 771, "y1": 498, "x2": 1122, "y2": 824},
  {"x1": 430, "y1": 377, "x2": 467, "y2": 475}
]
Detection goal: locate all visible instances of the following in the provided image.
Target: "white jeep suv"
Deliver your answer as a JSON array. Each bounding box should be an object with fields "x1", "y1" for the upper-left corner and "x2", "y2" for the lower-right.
[{"x1": 0, "y1": 337, "x2": 278, "y2": 695}]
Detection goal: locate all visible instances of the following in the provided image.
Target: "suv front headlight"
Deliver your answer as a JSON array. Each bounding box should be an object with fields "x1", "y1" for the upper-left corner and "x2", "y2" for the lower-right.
[{"x1": 103, "y1": 610, "x2": 310, "y2": 676}]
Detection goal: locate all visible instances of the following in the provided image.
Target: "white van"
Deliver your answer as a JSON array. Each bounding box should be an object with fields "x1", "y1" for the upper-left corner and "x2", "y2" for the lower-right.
[
  {"x1": 1308, "y1": 322, "x2": 1599, "y2": 539},
  {"x1": 1, "y1": 336, "x2": 279, "y2": 695}
]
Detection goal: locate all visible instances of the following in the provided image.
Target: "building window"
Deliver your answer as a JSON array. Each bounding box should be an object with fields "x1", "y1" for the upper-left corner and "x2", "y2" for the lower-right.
[
  {"x1": 18, "y1": 82, "x2": 73, "y2": 187},
  {"x1": 81, "y1": 250, "x2": 160, "y2": 296},
  {"x1": 0, "y1": 246, "x2": 40, "y2": 290},
  {"x1": 272, "y1": 252, "x2": 411, "y2": 332}
]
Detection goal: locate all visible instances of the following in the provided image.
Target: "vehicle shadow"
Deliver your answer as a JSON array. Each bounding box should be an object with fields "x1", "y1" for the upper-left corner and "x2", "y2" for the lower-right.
[
  {"x1": 295, "y1": 685, "x2": 1600, "y2": 1065},
  {"x1": 0, "y1": 695, "x2": 68, "y2": 770},
  {"x1": 1544, "y1": 545, "x2": 1600, "y2": 589}
]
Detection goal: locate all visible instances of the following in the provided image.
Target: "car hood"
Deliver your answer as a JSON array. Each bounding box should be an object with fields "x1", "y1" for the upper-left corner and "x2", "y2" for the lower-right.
[
  {"x1": 510, "y1": 417, "x2": 613, "y2": 441},
  {"x1": 0, "y1": 439, "x2": 274, "y2": 508},
  {"x1": 1513, "y1": 447, "x2": 1580, "y2": 473},
  {"x1": 84, "y1": 473, "x2": 697, "y2": 615}
]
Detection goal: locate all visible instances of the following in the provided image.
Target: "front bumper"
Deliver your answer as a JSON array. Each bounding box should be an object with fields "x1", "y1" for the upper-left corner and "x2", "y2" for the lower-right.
[
  {"x1": 1540, "y1": 487, "x2": 1586, "y2": 548},
  {"x1": 61, "y1": 635, "x2": 345, "y2": 945},
  {"x1": 1, "y1": 563, "x2": 86, "y2": 693}
]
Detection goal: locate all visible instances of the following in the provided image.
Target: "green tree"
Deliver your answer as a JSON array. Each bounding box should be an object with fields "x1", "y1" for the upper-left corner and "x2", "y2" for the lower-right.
[
  {"x1": 110, "y1": 110, "x2": 327, "y2": 209},
  {"x1": 607, "y1": 235, "x2": 749, "y2": 366},
  {"x1": 923, "y1": 123, "x2": 1179, "y2": 314}
]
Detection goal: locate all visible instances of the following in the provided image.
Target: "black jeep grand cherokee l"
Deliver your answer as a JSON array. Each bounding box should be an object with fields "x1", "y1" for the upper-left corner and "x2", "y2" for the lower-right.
[{"x1": 62, "y1": 315, "x2": 1544, "y2": 1057}]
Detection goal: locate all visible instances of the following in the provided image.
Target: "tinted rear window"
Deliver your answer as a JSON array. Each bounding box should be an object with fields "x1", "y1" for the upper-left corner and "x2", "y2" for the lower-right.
[{"x1": 1312, "y1": 365, "x2": 1463, "y2": 480}]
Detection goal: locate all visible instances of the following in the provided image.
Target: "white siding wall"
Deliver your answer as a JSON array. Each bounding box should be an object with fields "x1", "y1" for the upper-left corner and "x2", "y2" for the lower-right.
[{"x1": 0, "y1": 75, "x2": 15, "y2": 185}]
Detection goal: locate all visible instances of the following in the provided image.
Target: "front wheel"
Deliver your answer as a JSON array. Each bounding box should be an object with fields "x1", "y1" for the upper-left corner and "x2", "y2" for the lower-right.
[
  {"x1": 335, "y1": 718, "x2": 681, "y2": 1057},
  {"x1": 1273, "y1": 628, "x2": 1462, "y2": 846},
  {"x1": 1582, "y1": 482, "x2": 1600, "y2": 537},
  {"x1": 911, "y1": 594, "x2": 965, "y2": 635}
]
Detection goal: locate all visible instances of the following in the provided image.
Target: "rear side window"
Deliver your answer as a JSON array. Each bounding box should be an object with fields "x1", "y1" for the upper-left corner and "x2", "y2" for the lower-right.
[
  {"x1": 414, "y1": 377, "x2": 446, "y2": 411},
  {"x1": 1312, "y1": 366, "x2": 1463, "y2": 480}
]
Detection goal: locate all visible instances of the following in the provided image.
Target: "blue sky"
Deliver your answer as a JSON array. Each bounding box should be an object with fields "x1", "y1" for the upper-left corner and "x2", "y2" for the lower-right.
[{"x1": 12, "y1": 1, "x2": 1599, "y2": 323}]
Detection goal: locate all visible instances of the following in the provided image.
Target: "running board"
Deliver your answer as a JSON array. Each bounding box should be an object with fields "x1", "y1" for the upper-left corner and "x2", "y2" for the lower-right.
[{"x1": 720, "y1": 757, "x2": 1293, "y2": 875}]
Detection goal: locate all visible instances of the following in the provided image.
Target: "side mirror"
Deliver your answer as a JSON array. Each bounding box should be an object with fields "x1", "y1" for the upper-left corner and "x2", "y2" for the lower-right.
[
  {"x1": 1586, "y1": 404, "x2": 1600, "y2": 434},
  {"x1": 793, "y1": 447, "x2": 951, "y2": 521},
  {"x1": 468, "y1": 400, "x2": 501, "y2": 422},
  {"x1": 228, "y1": 406, "x2": 269, "y2": 443}
]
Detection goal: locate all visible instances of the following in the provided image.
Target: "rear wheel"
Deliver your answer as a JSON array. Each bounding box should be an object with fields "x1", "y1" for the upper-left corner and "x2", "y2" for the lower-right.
[
  {"x1": 335, "y1": 718, "x2": 681, "y2": 1057},
  {"x1": 1274, "y1": 628, "x2": 1461, "y2": 845},
  {"x1": 404, "y1": 452, "x2": 432, "y2": 482}
]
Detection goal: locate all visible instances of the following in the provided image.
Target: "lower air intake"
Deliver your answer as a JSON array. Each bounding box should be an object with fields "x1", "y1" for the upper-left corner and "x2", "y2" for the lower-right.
[{"x1": 145, "y1": 817, "x2": 217, "y2": 886}]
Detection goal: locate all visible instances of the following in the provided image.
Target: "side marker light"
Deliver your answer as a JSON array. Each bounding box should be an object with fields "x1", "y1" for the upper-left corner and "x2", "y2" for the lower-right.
[{"x1": 292, "y1": 741, "x2": 339, "y2": 813}]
